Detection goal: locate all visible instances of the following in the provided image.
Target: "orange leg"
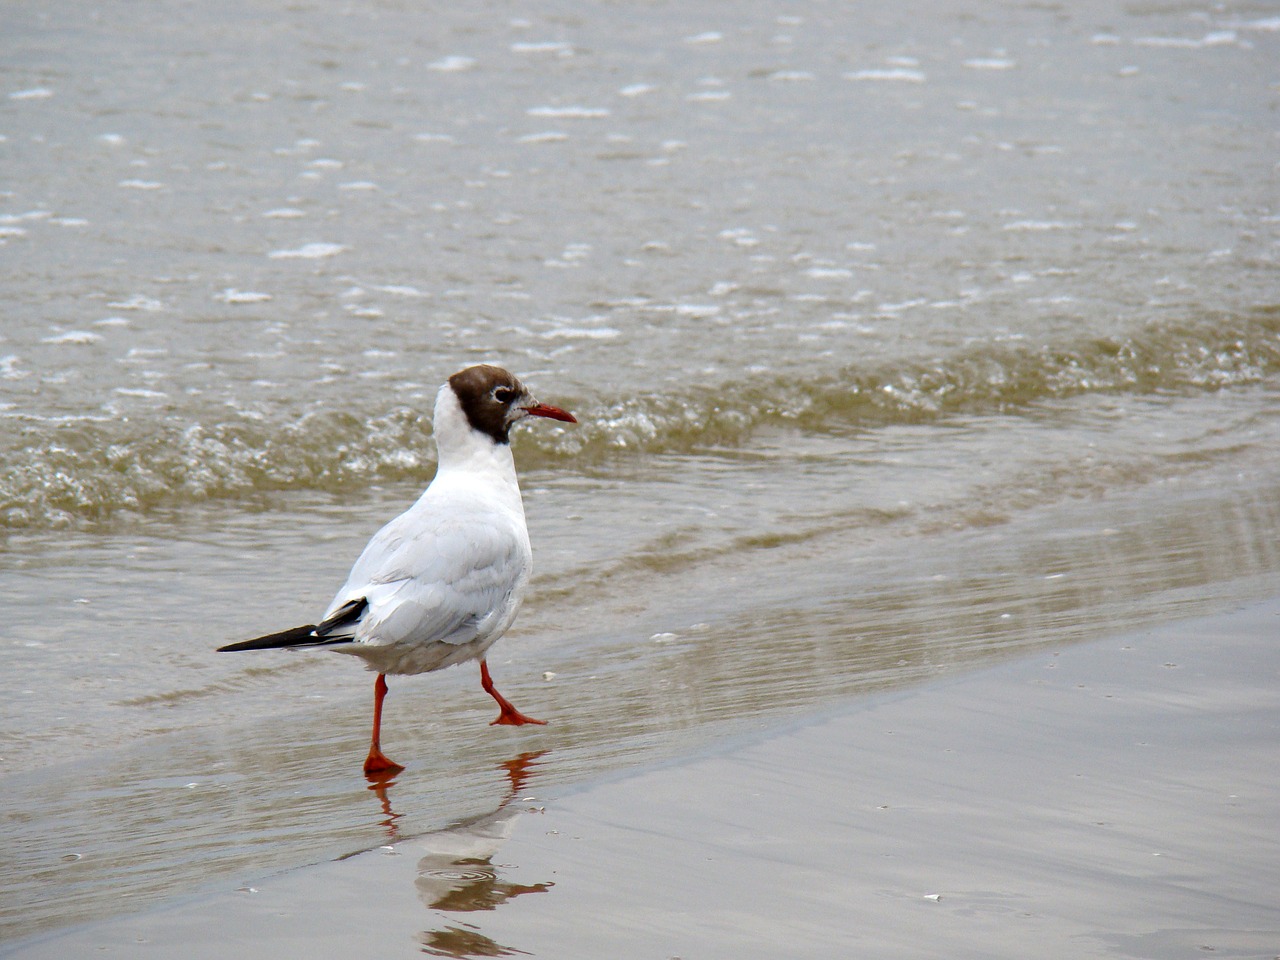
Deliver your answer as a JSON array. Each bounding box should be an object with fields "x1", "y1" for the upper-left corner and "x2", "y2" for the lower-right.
[
  {"x1": 480, "y1": 659, "x2": 547, "y2": 726},
  {"x1": 363, "y1": 673, "x2": 405, "y2": 775}
]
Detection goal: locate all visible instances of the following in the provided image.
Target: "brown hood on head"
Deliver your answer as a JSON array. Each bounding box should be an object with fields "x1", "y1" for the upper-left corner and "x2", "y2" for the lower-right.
[{"x1": 448, "y1": 364, "x2": 576, "y2": 444}]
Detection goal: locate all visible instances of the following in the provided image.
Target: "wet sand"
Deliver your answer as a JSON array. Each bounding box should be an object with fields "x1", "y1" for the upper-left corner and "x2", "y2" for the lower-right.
[{"x1": 7, "y1": 599, "x2": 1278, "y2": 959}]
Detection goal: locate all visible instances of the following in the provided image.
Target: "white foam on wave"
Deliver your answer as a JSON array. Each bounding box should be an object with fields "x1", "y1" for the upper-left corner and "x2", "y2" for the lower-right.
[
  {"x1": 718, "y1": 227, "x2": 760, "y2": 247},
  {"x1": 429, "y1": 55, "x2": 477, "y2": 72},
  {"x1": 42, "y1": 331, "x2": 103, "y2": 345},
  {"x1": 273, "y1": 139, "x2": 320, "y2": 157},
  {"x1": 372, "y1": 284, "x2": 428, "y2": 297},
  {"x1": 511, "y1": 41, "x2": 574, "y2": 55},
  {"x1": 963, "y1": 57, "x2": 1017, "y2": 70},
  {"x1": 1002, "y1": 220, "x2": 1076, "y2": 232},
  {"x1": 268, "y1": 242, "x2": 348, "y2": 259},
  {"x1": 9, "y1": 87, "x2": 53, "y2": 100},
  {"x1": 113, "y1": 387, "x2": 168, "y2": 398},
  {"x1": 1223, "y1": 16, "x2": 1280, "y2": 31},
  {"x1": 674, "y1": 304, "x2": 721, "y2": 318},
  {"x1": 118, "y1": 179, "x2": 164, "y2": 190},
  {"x1": 878, "y1": 298, "x2": 928, "y2": 314},
  {"x1": 1133, "y1": 31, "x2": 1237, "y2": 48},
  {"x1": 216, "y1": 289, "x2": 273, "y2": 304},
  {"x1": 540, "y1": 326, "x2": 622, "y2": 340},
  {"x1": 526, "y1": 105, "x2": 610, "y2": 118},
  {"x1": 108, "y1": 295, "x2": 164, "y2": 312},
  {"x1": 844, "y1": 68, "x2": 927, "y2": 83},
  {"x1": 0, "y1": 210, "x2": 52, "y2": 223}
]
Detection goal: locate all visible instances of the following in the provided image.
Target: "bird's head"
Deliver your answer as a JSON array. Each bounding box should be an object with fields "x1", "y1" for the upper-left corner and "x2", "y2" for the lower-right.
[{"x1": 447, "y1": 364, "x2": 577, "y2": 445}]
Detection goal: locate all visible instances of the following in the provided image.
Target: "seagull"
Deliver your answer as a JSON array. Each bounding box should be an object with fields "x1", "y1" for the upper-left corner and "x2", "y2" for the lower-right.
[{"x1": 217, "y1": 364, "x2": 576, "y2": 775}]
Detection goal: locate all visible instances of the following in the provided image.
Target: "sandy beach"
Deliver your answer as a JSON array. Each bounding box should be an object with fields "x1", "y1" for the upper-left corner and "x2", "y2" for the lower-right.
[{"x1": 8, "y1": 598, "x2": 1278, "y2": 959}]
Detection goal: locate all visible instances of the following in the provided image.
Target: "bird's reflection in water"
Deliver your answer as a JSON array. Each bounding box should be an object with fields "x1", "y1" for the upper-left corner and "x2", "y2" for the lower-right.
[
  {"x1": 368, "y1": 752, "x2": 552, "y2": 958},
  {"x1": 366, "y1": 768, "x2": 407, "y2": 839}
]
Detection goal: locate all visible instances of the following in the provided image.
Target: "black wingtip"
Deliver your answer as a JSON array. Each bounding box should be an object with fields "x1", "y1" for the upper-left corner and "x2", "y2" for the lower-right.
[
  {"x1": 318, "y1": 597, "x2": 368, "y2": 632},
  {"x1": 217, "y1": 598, "x2": 370, "y2": 653},
  {"x1": 217, "y1": 624, "x2": 320, "y2": 652}
]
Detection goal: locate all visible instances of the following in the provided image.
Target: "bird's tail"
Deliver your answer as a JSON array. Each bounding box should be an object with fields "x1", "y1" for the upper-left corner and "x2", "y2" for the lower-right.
[{"x1": 216, "y1": 597, "x2": 367, "y2": 652}]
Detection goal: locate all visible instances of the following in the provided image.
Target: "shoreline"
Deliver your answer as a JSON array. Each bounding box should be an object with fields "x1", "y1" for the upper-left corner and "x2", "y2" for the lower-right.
[{"x1": 7, "y1": 597, "x2": 1279, "y2": 959}]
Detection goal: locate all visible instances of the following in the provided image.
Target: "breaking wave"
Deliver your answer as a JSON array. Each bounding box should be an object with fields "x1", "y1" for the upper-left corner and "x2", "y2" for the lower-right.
[
  {"x1": 564, "y1": 306, "x2": 1280, "y2": 453},
  {"x1": 2, "y1": 307, "x2": 1277, "y2": 532}
]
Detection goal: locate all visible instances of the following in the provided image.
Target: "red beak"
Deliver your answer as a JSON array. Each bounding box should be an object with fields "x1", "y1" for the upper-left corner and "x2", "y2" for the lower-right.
[{"x1": 523, "y1": 402, "x2": 577, "y2": 424}]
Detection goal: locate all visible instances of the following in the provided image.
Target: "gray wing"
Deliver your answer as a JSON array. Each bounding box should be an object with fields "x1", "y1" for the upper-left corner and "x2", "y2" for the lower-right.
[{"x1": 325, "y1": 501, "x2": 529, "y2": 649}]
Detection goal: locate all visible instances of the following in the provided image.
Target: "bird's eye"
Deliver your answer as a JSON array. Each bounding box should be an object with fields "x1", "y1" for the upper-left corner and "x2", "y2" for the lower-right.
[{"x1": 493, "y1": 387, "x2": 517, "y2": 404}]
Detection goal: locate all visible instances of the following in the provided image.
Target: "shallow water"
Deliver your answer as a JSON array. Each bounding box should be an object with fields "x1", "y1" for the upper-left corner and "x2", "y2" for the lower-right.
[
  {"x1": 8, "y1": 601, "x2": 1280, "y2": 959},
  {"x1": 2, "y1": 0, "x2": 1278, "y2": 946}
]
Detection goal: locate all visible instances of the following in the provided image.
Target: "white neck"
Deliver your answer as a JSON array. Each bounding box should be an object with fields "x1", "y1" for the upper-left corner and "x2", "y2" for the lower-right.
[{"x1": 431, "y1": 381, "x2": 518, "y2": 480}]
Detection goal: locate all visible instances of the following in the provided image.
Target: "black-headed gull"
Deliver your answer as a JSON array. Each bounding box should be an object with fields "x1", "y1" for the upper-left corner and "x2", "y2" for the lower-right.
[{"x1": 218, "y1": 364, "x2": 576, "y2": 775}]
